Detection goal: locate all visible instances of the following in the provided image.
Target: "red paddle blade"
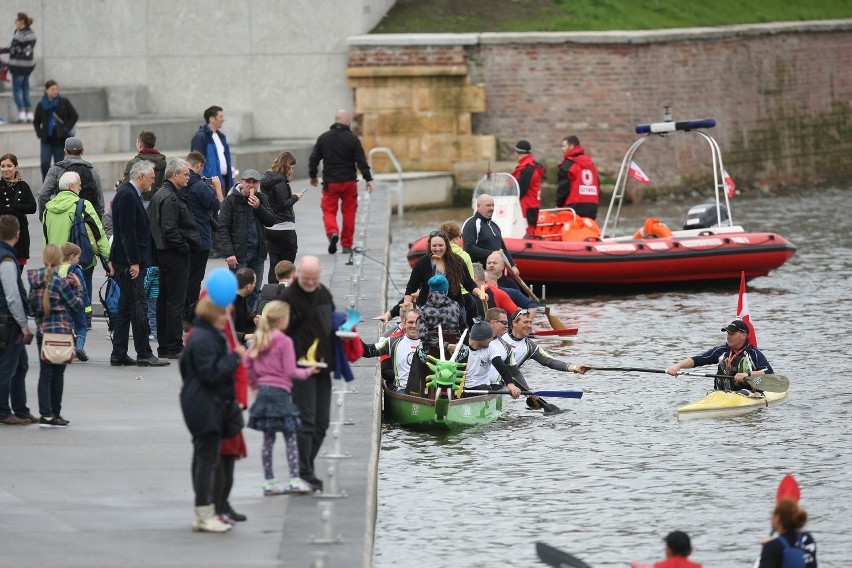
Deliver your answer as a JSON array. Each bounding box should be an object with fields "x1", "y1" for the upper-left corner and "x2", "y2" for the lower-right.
[
  {"x1": 776, "y1": 474, "x2": 800, "y2": 503},
  {"x1": 531, "y1": 328, "x2": 579, "y2": 337}
]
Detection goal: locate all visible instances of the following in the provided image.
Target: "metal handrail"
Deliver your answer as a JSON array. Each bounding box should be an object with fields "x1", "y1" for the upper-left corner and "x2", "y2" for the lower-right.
[{"x1": 367, "y1": 147, "x2": 403, "y2": 216}]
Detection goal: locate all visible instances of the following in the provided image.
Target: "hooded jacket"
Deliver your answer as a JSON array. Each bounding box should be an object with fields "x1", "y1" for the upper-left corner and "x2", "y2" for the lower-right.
[
  {"x1": 42, "y1": 190, "x2": 110, "y2": 268},
  {"x1": 120, "y1": 150, "x2": 167, "y2": 199}
]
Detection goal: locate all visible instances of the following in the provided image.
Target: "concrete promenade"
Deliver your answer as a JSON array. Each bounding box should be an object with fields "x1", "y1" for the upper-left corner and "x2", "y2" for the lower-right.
[{"x1": 0, "y1": 179, "x2": 390, "y2": 567}]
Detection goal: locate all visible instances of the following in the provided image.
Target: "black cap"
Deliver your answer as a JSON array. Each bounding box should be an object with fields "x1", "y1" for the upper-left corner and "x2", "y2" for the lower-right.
[
  {"x1": 722, "y1": 319, "x2": 749, "y2": 334},
  {"x1": 470, "y1": 321, "x2": 493, "y2": 341},
  {"x1": 514, "y1": 140, "x2": 532, "y2": 154},
  {"x1": 664, "y1": 531, "x2": 692, "y2": 556}
]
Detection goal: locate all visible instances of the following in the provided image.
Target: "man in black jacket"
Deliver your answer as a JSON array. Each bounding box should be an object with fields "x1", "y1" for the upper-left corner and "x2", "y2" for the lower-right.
[
  {"x1": 308, "y1": 109, "x2": 373, "y2": 255},
  {"x1": 217, "y1": 169, "x2": 276, "y2": 308},
  {"x1": 148, "y1": 158, "x2": 200, "y2": 359}
]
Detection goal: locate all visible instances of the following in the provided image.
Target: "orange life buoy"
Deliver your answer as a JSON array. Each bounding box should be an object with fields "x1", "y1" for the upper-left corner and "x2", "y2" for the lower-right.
[{"x1": 633, "y1": 217, "x2": 673, "y2": 239}]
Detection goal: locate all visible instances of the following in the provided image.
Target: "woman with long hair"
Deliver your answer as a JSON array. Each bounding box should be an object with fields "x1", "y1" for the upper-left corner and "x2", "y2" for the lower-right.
[
  {"x1": 27, "y1": 244, "x2": 84, "y2": 428},
  {"x1": 179, "y1": 296, "x2": 245, "y2": 533},
  {"x1": 404, "y1": 229, "x2": 478, "y2": 313},
  {"x1": 0, "y1": 153, "x2": 36, "y2": 267},
  {"x1": 32, "y1": 80, "x2": 78, "y2": 179},
  {"x1": 260, "y1": 152, "x2": 300, "y2": 283},
  {"x1": 758, "y1": 498, "x2": 817, "y2": 567},
  {"x1": 1, "y1": 13, "x2": 36, "y2": 123}
]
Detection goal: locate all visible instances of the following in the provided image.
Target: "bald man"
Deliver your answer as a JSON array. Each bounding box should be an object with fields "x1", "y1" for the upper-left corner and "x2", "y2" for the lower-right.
[
  {"x1": 462, "y1": 193, "x2": 519, "y2": 276},
  {"x1": 276, "y1": 255, "x2": 336, "y2": 492},
  {"x1": 308, "y1": 109, "x2": 373, "y2": 255}
]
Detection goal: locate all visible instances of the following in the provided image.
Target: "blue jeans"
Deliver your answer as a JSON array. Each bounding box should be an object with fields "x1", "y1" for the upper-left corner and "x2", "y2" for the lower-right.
[
  {"x1": 40, "y1": 143, "x2": 65, "y2": 179},
  {"x1": 72, "y1": 308, "x2": 87, "y2": 350},
  {"x1": 147, "y1": 296, "x2": 158, "y2": 338},
  {"x1": 11, "y1": 73, "x2": 31, "y2": 111},
  {"x1": 36, "y1": 334, "x2": 67, "y2": 418},
  {"x1": 0, "y1": 331, "x2": 30, "y2": 419},
  {"x1": 231, "y1": 257, "x2": 265, "y2": 309}
]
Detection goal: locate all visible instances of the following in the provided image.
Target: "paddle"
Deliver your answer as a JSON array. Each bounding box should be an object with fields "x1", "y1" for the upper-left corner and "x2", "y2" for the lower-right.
[
  {"x1": 530, "y1": 328, "x2": 579, "y2": 337},
  {"x1": 499, "y1": 250, "x2": 568, "y2": 331},
  {"x1": 751, "y1": 475, "x2": 800, "y2": 568},
  {"x1": 586, "y1": 366, "x2": 789, "y2": 393},
  {"x1": 536, "y1": 542, "x2": 593, "y2": 568},
  {"x1": 463, "y1": 389, "x2": 583, "y2": 399}
]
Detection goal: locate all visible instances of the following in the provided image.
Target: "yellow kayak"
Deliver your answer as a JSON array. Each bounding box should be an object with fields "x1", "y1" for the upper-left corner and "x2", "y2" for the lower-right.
[{"x1": 677, "y1": 389, "x2": 789, "y2": 420}]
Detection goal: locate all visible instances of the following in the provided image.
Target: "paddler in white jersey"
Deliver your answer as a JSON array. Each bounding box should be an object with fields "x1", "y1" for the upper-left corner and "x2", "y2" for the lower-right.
[
  {"x1": 460, "y1": 320, "x2": 521, "y2": 398},
  {"x1": 361, "y1": 308, "x2": 420, "y2": 392}
]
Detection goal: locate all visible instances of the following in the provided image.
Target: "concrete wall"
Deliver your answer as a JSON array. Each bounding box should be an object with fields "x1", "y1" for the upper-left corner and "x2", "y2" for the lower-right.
[
  {"x1": 348, "y1": 20, "x2": 852, "y2": 191},
  {"x1": 0, "y1": 0, "x2": 395, "y2": 138}
]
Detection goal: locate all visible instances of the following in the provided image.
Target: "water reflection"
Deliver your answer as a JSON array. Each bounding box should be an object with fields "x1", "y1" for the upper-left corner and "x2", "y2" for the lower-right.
[{"x1": 373, "y1": 188, "x2": 851, "y2": 567}]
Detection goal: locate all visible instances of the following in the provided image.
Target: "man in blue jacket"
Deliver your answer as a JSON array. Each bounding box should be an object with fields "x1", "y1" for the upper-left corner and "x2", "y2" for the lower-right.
[
  {"x1": 190, "y1": 105, "x2": 233, "y2": 190},
  {"x1": 109, "y1": 161, "x2": 169, "y2": 367},
  {"x1": 183, "y1": 151, "x2": 223, "y2": 326}
]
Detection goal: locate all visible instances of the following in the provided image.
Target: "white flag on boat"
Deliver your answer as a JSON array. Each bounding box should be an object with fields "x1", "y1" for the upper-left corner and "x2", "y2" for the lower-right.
[
  {"x1": 724, "y1": 169, "x2": 736, "y2": 198},
  {"x1": 737, "y1": 271, "x2": 758, "y2": 348},
  {"x1": 628, "y1": 161, "x2": 650, "y2": 184}
]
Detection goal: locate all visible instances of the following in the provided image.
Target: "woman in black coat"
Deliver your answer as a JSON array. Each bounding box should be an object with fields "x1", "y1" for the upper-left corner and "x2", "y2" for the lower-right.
[
  {"x1": 179, "y1": 296, "x2": 245, "y2": 533},
  {"x1": 260, "y1": 151, "x2": 301, "y2": 283},
  {"x1": 0, "y1": 153, "x2": 36, "y2": 266},
  {"x1": 32, "y1": 80, "x2": 78, "y2": 179}
]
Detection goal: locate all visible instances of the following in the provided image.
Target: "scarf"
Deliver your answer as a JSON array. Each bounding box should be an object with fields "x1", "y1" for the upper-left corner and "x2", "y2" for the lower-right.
[{"x1": 41, "y1": 95, "x2": 61, "y2": 137}]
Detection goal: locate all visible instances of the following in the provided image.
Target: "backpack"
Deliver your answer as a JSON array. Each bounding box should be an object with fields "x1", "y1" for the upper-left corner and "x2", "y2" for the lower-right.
[
  {"x1": 777, "y1": 533, "x2": 806, "y2": 568},
  {"x1": 70, "y1": 198, "x2": 96, "y2": 267},
  {"x1": 63, "y1": 162, "x2": 99, "y2": 214},
  {"x1": 98, "y1": 276, "x2": 121, "y2": 332}
]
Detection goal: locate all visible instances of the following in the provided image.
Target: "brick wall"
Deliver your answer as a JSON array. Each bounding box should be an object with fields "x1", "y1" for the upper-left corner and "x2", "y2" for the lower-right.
[{"x1": 348, "y1": 22, "x2": 852, "y2": 191}]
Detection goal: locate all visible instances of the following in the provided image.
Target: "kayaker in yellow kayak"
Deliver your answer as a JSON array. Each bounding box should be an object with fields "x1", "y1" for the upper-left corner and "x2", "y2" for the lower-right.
[{"x1": 666, "y1": 319, "x2": 773, "y2": 392}]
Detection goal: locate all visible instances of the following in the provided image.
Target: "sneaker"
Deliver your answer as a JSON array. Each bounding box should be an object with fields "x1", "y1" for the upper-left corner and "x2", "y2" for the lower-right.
[
  {"x1": 262, "y1": 479, "x2": 286, "y2": 496},
  {"x1": 327, "y1": 233, "x2": 339, "y2": 254},
  {"x1": 75, "y1": 348, "x2": 89, "y2": 362},
  {"x1": 0, "y1": 414, "x2": 29, "y2": 425},
  {"x1": 287, "y1": 477, "x2": 314, "y2": 494},
  {"x1": 39, "y1": 416, "x2": 69, "y2": 428},
  {"x1": 25, "y1": 110, "x2": 33, "y2": 122},
  {"x1": 56, "y1": 415, "x2": 71, "y2": 425}
]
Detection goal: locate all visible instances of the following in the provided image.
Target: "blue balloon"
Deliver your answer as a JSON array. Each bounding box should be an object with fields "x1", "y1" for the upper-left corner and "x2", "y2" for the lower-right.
[{"x1": 207, "y1": 268, "x2": 238, "y2": 307}]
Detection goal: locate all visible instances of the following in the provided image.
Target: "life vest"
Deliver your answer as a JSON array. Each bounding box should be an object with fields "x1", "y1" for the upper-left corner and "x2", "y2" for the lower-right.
[
  {"x1": 633, "y1": 217, "x2": 673, "y2": 239},
  {"x1": 559, "y1": 147, "x2": 600, "y2": 206},
  {"x1": 533, "y1": 209, "x2": 601, "y2": 241},
  {"x1": 533, "y1": 211, "x2": 562, "y2": 239}
]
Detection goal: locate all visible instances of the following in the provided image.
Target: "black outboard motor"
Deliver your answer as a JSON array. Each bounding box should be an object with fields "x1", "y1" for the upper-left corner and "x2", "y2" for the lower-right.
[{"x1": 683, "y1": 203, "x2": 731, "y2": 230}]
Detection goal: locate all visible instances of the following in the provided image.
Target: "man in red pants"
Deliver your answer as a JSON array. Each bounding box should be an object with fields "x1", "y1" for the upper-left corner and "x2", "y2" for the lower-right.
[{"x1": 308, "y1": 109, "x2": 373, "y2": 254}]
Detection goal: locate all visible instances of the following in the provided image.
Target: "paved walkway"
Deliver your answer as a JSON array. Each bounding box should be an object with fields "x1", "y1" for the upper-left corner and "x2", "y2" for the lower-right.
[{"x1": 0, "y1": 178, "x2": 389, "y2": 567}]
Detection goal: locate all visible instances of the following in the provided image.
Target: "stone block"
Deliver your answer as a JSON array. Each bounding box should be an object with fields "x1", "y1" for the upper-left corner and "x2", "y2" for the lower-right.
[
  {"x1": 376, "y1": 113, "x2": 457, "y2": 136},
  {"x1": 421, "y1": 134, "x2": 460, "y2": 161},
  {"x1": 420, "y1": 85, "x2": 486, "y2": 112},
  {"x1": 107, "y1": 86, "x2": 150, "y2": 118},
  {"x1": 457, "y1": 113, "x2": 472, "y2": 135},
  {"x1": 475, "y1": 135, "x2": 497, "y2": 161},
  {"x1": 355, "y1": 87, "x2": 413, "y2": 112}
]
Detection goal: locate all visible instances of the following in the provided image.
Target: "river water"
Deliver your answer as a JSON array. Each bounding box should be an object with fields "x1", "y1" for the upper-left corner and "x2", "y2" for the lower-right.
[{"x1": 371, "y1": 187, "x2": 851, "y2": 567}]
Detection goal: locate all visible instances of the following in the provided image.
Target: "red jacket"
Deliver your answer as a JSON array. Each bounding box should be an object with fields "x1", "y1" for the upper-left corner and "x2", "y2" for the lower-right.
[
  {"x1": 556, "y1": 146, "x2": 600, "y2": 208},
  {"x1": 511, "y1": 154, "x2": 544, "y2": 209}
]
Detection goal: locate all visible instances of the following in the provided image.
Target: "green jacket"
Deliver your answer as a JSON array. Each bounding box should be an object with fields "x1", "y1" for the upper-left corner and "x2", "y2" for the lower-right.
[{"x1": 42, "y1": 190, "x2": 110, "y2": 268}]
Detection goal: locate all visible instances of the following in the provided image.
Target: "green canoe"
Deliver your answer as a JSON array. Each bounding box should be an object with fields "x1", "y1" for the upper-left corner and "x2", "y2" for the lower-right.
[{"x1": 382, "y1": 383, "x2": 504, "y2": 432}]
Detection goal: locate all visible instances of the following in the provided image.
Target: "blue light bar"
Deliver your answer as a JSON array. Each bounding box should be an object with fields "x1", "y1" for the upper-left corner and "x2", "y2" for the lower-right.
[{"x1": 635, "y1": 118, "x2": 716, "y2": 134}]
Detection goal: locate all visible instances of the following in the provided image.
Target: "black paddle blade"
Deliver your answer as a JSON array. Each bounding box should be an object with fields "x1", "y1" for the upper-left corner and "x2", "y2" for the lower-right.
[{"x1": 536, "y1": 542, "x2": 593, "y2": 568}]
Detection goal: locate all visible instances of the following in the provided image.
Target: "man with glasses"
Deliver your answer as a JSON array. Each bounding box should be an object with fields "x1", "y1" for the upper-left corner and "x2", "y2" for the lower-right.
[
  {"x1": 666, "y1": 319, "x2": 773, "y2": 392},
  {"x1": 217, "y1": 169, "x2": 276, "y2": 307},
  {"x1": 148, "y1": 158, "x2": 200, "y2": 359}
]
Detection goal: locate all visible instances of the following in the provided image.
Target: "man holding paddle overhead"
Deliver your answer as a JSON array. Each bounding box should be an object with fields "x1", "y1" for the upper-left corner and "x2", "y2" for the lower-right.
[{"x1": 666, "y1": 319, "x2": 773, "y2": 392}]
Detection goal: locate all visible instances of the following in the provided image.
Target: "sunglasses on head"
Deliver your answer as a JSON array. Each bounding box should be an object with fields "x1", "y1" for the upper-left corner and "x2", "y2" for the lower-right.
[
  {"x1": 512, "y1": 309, "x2": 531, "y2": 320},
  {"x1": 429, "y1": 230, "x2": 447, "y2": 238}
]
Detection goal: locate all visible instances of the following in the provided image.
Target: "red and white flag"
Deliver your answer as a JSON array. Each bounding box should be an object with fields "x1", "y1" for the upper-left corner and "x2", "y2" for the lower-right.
[
  {"x1": 628, "y1": 161, "x2": 650, "y2": 184},
  {"x1": 723, "y1": 169, "x2": 736, "y2": 198},
  {"x1": 736, "y1": 271, "x2": 758, "y2": 347}
]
